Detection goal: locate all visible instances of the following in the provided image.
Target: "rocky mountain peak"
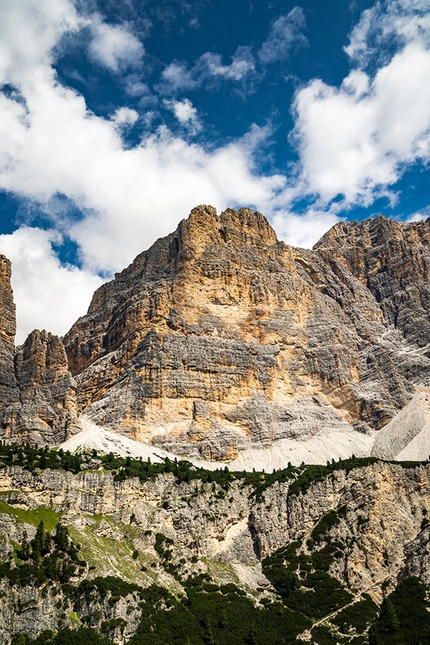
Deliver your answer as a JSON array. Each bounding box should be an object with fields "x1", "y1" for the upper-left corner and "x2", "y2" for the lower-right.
[
  {"x1": 315, "y1": 215, "x2": 430, "y2": 346},
  {"x1": 58, "y1": 207, "x2": 430, "y2": 462},
  {"x1": 0, "y1": 254, "x2": 16, "y2": 344},
  {"x1": 3, "y1": 207, "x2": 430, "y2": 464},
  {"x1": 0, "y1": 259, "x2": 80, "y2": 445},
  {"x1": 176, "y1": 204, "x2": 279, "y2": 255}
]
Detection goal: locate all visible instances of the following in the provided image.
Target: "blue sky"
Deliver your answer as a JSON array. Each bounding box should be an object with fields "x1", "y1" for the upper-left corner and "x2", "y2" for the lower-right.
[{"x1": 0, "y1": 0, "x2": 430, "y2": 342}]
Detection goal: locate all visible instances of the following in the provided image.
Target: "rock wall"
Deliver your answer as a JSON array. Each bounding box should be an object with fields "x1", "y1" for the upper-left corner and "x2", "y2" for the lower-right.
[
  {"x1": 0, "y1": 460, "x2": 429, "y2": 600},
  {"x1": 0, "y1": 256, "x2": 80, "y2": 444},
  {"x1": 62, "y1": 207, "x2": 430, "y2": 459},
  {"x1": 0, "y1": 255, "x2": 19, "y2": 417},
  {"x1": 3, "y1": 209, "x2": 430, "y2": 459}
]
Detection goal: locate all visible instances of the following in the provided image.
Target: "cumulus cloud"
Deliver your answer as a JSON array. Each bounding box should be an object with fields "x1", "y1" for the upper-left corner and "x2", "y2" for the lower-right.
[
  {"x1": 259, "y1": 7, "x2": 308, "y2": 64},
  {"x1": 160, "y1": 61, "x2": 198, "y2": 92},
  {"x1": 199, "y1": 46, "x2": 256, "y2": 81},
  {"x1": 346, "y1": 0, "x2": 430, "y2": 66},
  {"x1": 0, "y1": 226, "x2": 103, "y2": 344},
  {"x1": 163, "y1": 98, "x2": 202, "y2": 133},
  {"x1": 88, "y1": 15, "x2": 144, "y2": 72},
  {"x1": 159, "y1": 46, "x2": 256, "y2": 94},
  {"x1": 405, "y1": 205, "x2": 430, "y2": 222},
  {"x1": 111, "y1": 106, "x2": 139, "y2": 127},
  {"x1": 0, "y1": 0, "x2": 287, "y2": 339},
  {"x1": 0, "y1": 0, "x2": 82, "y2": 84},
  {"x1": 293, "y1": 0, "x2": 430, "y2": 207},
  {"x1": 271, "y1": 209, "x2": 341, "y2": 249}
]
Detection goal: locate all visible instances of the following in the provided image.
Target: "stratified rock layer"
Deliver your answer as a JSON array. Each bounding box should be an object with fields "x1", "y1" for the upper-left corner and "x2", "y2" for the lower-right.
[
  {"x1": 0, "y1": 256, "x2": 19, "y2": 413},
  {"x1": 0, "y1": 256, "x2": 79, "y2": 444},
  {"x1": 315, "y1": 215, "x2": 430, "y2": 348},
  {"x1": 63, "y1": 206, "x2": 430, "y2": 460}
]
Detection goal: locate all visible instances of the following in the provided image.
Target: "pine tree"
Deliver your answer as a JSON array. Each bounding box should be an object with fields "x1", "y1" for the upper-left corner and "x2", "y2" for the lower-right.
[
  {"x1": 54, "y1": 523, "x2": 69, "y2": 551},
  {"x1": 31, "y1": 521, "x2": 45, "y2": 562},
  {"x1": 379, "y1": 597, "x2": 400, "y2": 633}
]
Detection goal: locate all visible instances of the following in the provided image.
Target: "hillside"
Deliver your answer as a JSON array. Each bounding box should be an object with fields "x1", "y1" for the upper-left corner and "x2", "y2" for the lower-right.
[{"x1": 1, "y1": 446, "x2": 430, "y2": 644}]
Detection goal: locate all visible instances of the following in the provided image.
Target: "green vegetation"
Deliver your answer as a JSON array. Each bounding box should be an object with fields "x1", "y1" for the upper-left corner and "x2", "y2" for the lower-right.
[
  {"x1": 368, "y1": 577, "x2": 430, "y2": 644},
  {"x1": 0, "y1": 521, "x2": 86, "y2": 587},
  {"x1": 332, "y1": 594, "x2": 378, "y2": 635},
  {"x1": 74, "y1": 576, "x2": 143, "y2": 604},
  {"x1": 0, "y1": 443, "x2": 83, "y2": 474},
  {"x1": 128, "y1": 577, "x2": 311, "y2": 645},
  {"x1": 312, "y1": 624, "x2": 348, "y2": 645},
  {"x1": 288, "y1": 457, "x2": 380, "y2": 497},
  {"x1": 262, "y1": 510, "x2": 352, "y2": 620},
  {"x1": 13, "y1": 577, "x2": 311, "y2": 645},
  {"x1": 0, "y1": 498, "x2": 60, "y2": 531},
  {"x1": 0, "y1": 442, "x2": 425, "y2": 505}
]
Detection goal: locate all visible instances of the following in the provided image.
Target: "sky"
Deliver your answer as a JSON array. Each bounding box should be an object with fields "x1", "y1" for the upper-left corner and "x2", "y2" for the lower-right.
[{"x1": 0, "y1": 0, "x2": 430, "y2": 343}]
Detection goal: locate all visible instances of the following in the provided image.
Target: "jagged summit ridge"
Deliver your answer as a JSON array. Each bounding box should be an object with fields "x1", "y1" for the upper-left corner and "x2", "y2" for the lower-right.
[
  {"x1": 2, "y1": 207, "x2": 430, "y2": 463},
  {"x1": 61, "y1": 207, "x2": 430, "y2": 461},
  {"x1": 0, "y1": 254, "x2": 80, "y2": 444}
]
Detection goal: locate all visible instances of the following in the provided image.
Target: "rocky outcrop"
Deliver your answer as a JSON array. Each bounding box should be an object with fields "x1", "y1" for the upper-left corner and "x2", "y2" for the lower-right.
[
  {"x1": 1, "y1": 459, "x2": 430, "y2": 642},
  {"x1": 62, "y1": 207, "x2": 430, "y2": 460},
  {"x1": 3, "y1": 209, "x2": 430, "y2": 460},
  {"x1": 0, "y1": 256, "x2": 19, "y2": 417},
  {"x1": 0, "y1": 258, "x2": 80, "y2": 445},
  {"x1": 315, "y1": 215, "x2": 430, "y2": 351}
]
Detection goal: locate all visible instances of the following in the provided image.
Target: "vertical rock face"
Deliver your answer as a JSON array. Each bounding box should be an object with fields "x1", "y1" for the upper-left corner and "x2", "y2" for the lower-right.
[
  {"x1": 0, "y1": 255, "x2": 19, "y2": 418},
  {"x1": 62, "y1": 206, "x2": 430, "y2": 460},
  {"x1": 4, "y1": 209, "x2": 430, "y2": 458},
  {"x1": 315, "y1": 216, "x2": 430, "y2": 348},
  {"x1": 0, "y1": 258, "x2": 79, "y2": 445}
]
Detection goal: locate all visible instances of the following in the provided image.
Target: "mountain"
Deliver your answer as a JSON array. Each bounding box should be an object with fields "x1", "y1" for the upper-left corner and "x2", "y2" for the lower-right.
[
  {"x1": 2, "y1": 206, "x2": 430, "y2": 464},
  {"x1": 1, "y1": 447, "x2": 430, "y2": 644},
  {"x1": 3, "y1": 209, "x2": 430, "y2": 644}
]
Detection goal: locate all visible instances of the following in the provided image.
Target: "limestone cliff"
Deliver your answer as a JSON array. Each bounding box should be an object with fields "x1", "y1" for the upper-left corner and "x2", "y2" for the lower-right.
[
  {"x1": 0, "y1": 255, "x2": 80, "y2": 444},
  {"x1": 4, "y1": 208, "x2": 430, "y2": 461},
  {"x1": 1, "y1": 458, "x2": 430, "y2": 642},
  {"x1": 315, "y1": 215, "x2": 430, "y2": 348},
  {"x1": 62, "y1": 207, "x2": 430, "y2": 460},
  {"x1": 0, "y1": 255, "x2": 19, "y2": 417}
]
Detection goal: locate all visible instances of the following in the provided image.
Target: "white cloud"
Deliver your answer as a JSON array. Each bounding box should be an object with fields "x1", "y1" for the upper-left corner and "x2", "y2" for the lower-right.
[
  {"x1": 111, "y1": 106, "x2": 139, "y2": 127},
  {"x1": 271, "y1": 209, "x2": 342, "y2": 249},
  {"x1": 160, "y1": 46, "x2": 256, "y2": 94},
  {"x1": 346, "y1": 0, "x2": 430, "y2": 66},
  {"x1": 163, "y1": 98, "x2": 202, "y2": 133},
  {"x1": 293, "y1": 0, "x2": 430, "y2": 207},
  {"x1": 0, "y1": 226, "x2": 103, "y2": 344},
  {"x1": 0, "y1": 0, "x2": 82, "y2": 85},
  {"x1": 160, "y1": 61, "x2": 198, "y2": 92},
  {"x1": 405, "y1": 205, "x2": 430, "y2": 222},
  {"x1": 258, "y1": 7, "x2": 308, "y2": 64},
  {"x1": 199, "y1": 46, "x2": 256, "y2": 81},
  {"x1": 88, "y1": 14, "x2": 144, "y2": 72}
]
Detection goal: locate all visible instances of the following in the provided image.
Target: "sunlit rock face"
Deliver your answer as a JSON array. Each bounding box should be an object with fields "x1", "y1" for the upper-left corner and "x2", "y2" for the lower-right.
[
  {"x1": 60, "y1": 206, "x2": 430, "y2": 461},
  {"x1": 0, "y1": 255, "x2": 80, "y2": 445}
]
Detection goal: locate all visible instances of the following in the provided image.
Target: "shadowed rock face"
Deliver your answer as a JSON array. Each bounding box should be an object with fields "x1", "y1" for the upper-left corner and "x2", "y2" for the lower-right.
[
  {"x1": 0, "y1": 255, "x2": 80, "y2": 445},
  {"x1": 61, "y1": 206, "x2": 430, "y2": 460},
  {"x1": 0, "y1": 256, "x2": 18, "y2": 411},
  {"x1": 315, "y1": 215, "x2": 430, "y2": 348}
]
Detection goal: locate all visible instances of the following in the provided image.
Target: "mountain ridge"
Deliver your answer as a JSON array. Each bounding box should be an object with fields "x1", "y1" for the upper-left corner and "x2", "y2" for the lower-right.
[{"x1": 2, "y1": 206, "x2": 430, "y2": 465}]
